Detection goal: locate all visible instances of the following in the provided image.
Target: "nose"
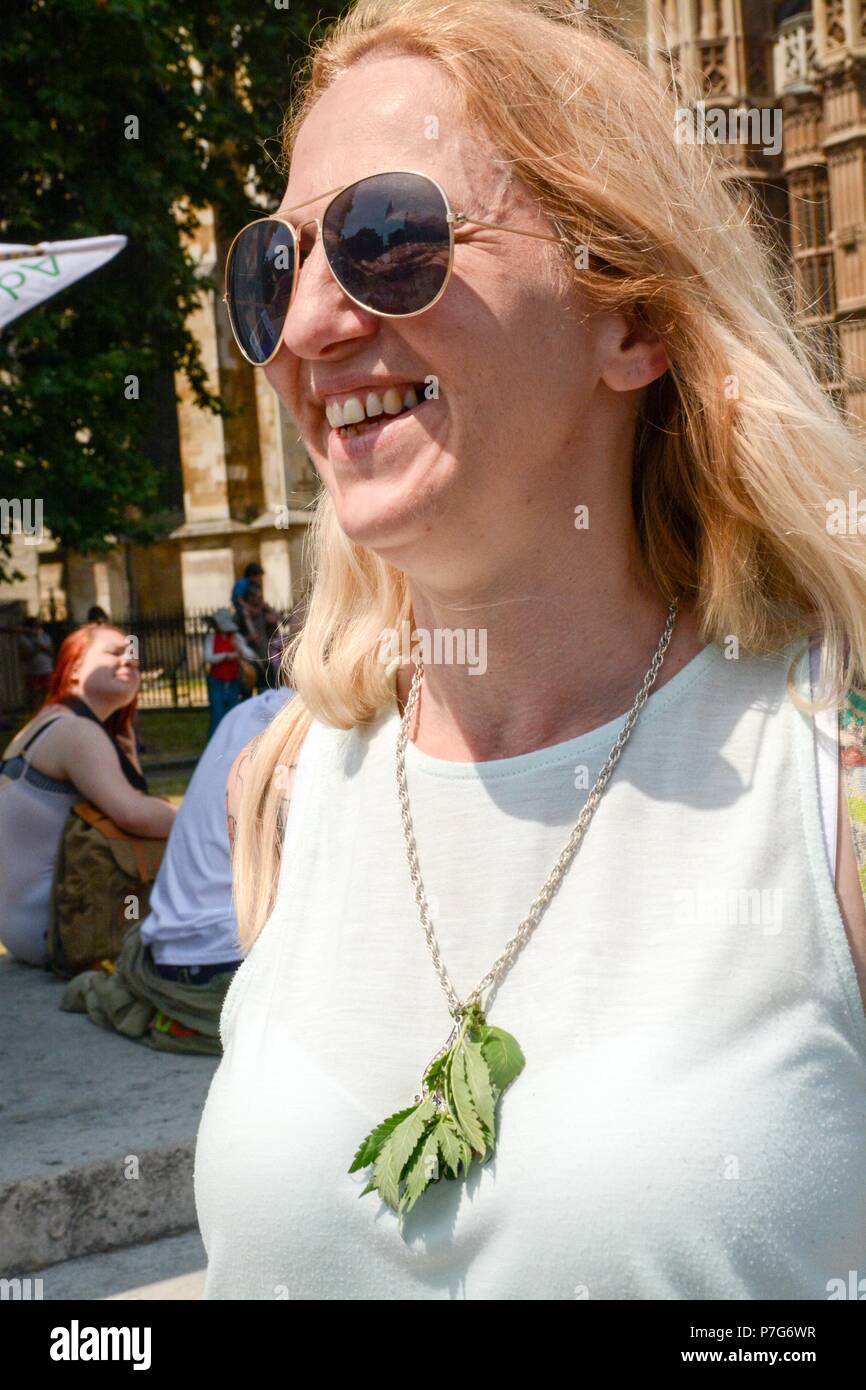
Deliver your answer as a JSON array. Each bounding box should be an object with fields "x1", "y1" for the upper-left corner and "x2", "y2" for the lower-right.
[{"x1": 277, "y1": 216, "x2": 379, "y2": 362}]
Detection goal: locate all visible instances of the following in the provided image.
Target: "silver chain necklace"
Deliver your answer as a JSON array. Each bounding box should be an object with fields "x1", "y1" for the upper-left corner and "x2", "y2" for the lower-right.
[{"x1": 348, "y1": 599, "x2": 679, "y2": 1218}]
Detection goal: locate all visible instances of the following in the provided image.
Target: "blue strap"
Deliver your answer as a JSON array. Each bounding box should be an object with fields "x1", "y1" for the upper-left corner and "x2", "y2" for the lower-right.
[
  {"x1": 18, "y1": 715, "x2": 63, "y2": 753},
  {"x1": 0, "y1": 715, "x2": 62, "y2": 773}
]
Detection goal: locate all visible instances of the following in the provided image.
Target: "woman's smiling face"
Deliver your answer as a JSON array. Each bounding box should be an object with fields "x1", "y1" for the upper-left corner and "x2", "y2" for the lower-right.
[
  {"x1": 264, "y1": 53, "x2": 624, "y2": 580},
  {"x1": 73, "y1": 627, "x2": 140, "y2": 708}
]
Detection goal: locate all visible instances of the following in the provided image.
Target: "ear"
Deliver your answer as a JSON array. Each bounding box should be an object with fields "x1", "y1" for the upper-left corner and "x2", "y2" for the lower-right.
[{"x1": 597, "y1": 308, "x2": 669, "y2": 394}]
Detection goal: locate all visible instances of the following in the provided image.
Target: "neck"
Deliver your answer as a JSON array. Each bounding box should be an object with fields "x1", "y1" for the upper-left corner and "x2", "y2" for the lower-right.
[
  {"x1": 66, "y1": 691, "x2": 118, "y2": 726},
  {"x1": 394, "y1": 558, "x2": 707, "y2": 763}
]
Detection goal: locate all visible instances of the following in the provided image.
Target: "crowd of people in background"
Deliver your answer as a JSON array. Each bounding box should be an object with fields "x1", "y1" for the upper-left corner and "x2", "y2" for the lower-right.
[
  {"x1": 1, "y1": 565, "x2": 290, "y2": 740},
  {"x1": 17, "y1": 616, "x2": 55, "y2": 709},
  {"x1": 204, "y1": 562, "x2": 287, "y2": 737}
]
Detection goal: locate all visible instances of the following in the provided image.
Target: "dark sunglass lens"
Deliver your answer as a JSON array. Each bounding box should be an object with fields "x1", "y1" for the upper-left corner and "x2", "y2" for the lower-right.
[
  {"x1": 322, "y1": 172, "x2": 451, "y2": 314},
  {"x1": 227, "y1": 220, "x2": 295, "y2": 363}
]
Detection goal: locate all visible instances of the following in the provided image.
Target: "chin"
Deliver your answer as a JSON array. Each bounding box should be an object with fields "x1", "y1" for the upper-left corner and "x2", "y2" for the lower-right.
[
  {"x1": 329, "y1": 455, "x2": 455, "y2": 549},
  {"x1": 330, "y1": 489, "x2": 433, "y2": 555}
]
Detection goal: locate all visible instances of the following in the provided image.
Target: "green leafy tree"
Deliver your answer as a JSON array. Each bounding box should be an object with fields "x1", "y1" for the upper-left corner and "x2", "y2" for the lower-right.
[{"x1": 0, "y1": 0, "x2": 340, "y2": 577}]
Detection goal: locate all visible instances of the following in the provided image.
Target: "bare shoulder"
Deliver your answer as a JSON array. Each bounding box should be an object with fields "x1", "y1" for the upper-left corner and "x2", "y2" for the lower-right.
[
  {"x1": 3, "y1": 704, "x2": 70, "y2": 755},
  {"x1": 50, "y1": 713, "x2": 114, "y2": 755},
  {"x1": 4, "y1": 705, "x2": 102, "y2": 767}
]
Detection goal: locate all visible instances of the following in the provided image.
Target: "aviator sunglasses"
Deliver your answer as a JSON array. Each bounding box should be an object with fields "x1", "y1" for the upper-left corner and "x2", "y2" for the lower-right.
[{"x1": 223, "y1": 169, "x2": 569, "y2": 366}]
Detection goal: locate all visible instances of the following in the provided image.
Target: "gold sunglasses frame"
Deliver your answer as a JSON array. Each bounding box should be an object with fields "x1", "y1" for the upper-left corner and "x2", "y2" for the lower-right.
[{"x1": 222, "y1": 168, "x2": 569, "y2": 366}]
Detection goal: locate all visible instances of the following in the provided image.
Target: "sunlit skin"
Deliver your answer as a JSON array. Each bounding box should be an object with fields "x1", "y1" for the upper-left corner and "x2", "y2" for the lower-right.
[
  {"x1": 1, "y1": 626, "x2": 175, "y2": 838},
  {"x1": 68, "y1": 627, "x2": 141, "y2": 725},
  {"x1": 263, "y1": 53, "x2": 708, "y2": 759},
  {"x1": 2, "y1": 626, "x2": 139, "y2": 761},
  {"x1": 8, "y1": 627, "x2": 142, "y2": 764}
]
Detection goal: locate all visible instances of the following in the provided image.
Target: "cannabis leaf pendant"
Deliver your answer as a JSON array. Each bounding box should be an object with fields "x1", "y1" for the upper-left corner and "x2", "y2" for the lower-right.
[{"x1": 349, "y1": 1001, "x2": 525, "y2": 1217}]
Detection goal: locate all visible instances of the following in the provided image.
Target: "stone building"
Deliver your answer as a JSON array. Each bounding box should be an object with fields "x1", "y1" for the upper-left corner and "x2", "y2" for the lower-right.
[
  {"x1": 163, "y1": 204, "x2": 318, "y2": 616},
  {"x1": 3, "y1": 0, "x2": 864, "y2": 622},
  {"x1": 642, "y1": 0, "x2": 866, "y2": 428},
  {"x1": 1, "y1": 204, "x2": 319, "y2": 623}
]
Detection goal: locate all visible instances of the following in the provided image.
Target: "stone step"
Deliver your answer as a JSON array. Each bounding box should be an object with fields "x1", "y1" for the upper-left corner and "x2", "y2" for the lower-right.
[
  {"x1": 0, "y1": 955, "x2": 218, "y2": 1277},
  {"x1": 26, "y1": 1230, "x2": 207, "y2": 1301}
]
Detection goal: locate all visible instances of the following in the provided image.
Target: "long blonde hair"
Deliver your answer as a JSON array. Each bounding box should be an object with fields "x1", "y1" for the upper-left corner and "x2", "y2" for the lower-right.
[{"x1": 234, "y1": 0, "x2": 866, "y2": 949}]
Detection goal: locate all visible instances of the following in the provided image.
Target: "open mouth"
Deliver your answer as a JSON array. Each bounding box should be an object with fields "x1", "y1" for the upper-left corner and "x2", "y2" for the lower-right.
[{"x1": 325, "y1": 383, "x2": 429, "y2": 438}]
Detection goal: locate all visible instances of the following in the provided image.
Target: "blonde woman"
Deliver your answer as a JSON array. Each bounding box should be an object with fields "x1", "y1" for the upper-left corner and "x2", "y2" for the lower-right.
[{"x1": 194, "y1": 0, "x2": 866, "y2": 1300}]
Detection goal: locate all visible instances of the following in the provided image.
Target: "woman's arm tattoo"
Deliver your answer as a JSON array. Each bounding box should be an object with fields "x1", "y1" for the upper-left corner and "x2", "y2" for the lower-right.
[
  {"x1": 226, "y1": 747, "x2": 254, "y2": 855},
  {"x1": 275, "y1": 762, "x2": 298, "y2": 841}
]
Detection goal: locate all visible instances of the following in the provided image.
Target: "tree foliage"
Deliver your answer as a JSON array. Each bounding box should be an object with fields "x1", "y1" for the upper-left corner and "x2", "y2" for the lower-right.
[{"x1": 0, "y1": 0, "x2": 337, "y2": 573}]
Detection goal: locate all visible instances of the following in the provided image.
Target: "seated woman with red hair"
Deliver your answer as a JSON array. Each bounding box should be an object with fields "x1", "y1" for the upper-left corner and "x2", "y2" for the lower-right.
[{"x1": 0, "y1": 622, "x2": 176, "y2": 965}]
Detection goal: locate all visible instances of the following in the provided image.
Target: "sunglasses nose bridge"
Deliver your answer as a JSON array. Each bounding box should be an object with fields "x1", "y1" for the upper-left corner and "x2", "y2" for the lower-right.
[
  {"x1": 277, "y1": 215, "x2": 346, "y2": 348},
  {"x1": 289, "y1": 216, "x2": 328, "y2": 290},
  {"x1": 293, "y1": 215, "x2": 322, "y2": 250}
]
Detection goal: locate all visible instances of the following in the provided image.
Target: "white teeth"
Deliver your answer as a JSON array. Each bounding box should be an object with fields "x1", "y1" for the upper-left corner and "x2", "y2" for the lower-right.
[{"x1": 327, "y1": 384, "x2": 423, "y2": 430}]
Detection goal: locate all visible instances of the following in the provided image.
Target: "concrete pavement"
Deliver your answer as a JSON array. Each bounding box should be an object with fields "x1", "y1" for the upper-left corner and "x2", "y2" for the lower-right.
[{"x1": 27, "y1": 1230, "x2": 207, "y2": 1300}]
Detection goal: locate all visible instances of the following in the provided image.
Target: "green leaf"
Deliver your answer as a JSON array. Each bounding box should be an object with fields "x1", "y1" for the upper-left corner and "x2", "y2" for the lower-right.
[
  {"x1": 479, "y1": 1026, "x2": 526, "y2": 1096},
  {"x1": 388, "y1": 1096, "x2": 438, "y2": 1179},
  {"x1": 462, "y1": 1001, "x2": 487, "y2": 1032},
  {"x1": 436, "y1": 1118, "x2": 465, "y2": 1179},
  {"x1": 422, "y1": 1052, "x2": 449, "y2": 1095},
  {"x1": 448, "y1": 1046, "x2": 488, "y2": 1156},
  {"x1": 348, "y1": 1105, "x2": 417, "y2": 1174},
  {"x1": 400, "y1": 1124, "x2": 442, "y2": 1216},
  {"x1": 369, "y1": 1097, "x2": 438, "y2": 1210},
  {"x1": 350, "y1": 1012, "x2": 525, "y2": 1214},
  {"x1": 371, "y1": 1142, "x2": 401, "y2": 1211},
  {"x1": 460, "y1": 1133, "x2": 474, "y2": 1178},
  {"x1": 463, "y1": 1036, "x2": 497, "y2": 1137}
]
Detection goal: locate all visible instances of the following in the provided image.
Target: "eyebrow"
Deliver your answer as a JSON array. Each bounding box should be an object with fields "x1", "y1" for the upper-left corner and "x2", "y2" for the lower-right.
[{"x1": 250, "y1": 178, "x2": 568, "y2": 247}]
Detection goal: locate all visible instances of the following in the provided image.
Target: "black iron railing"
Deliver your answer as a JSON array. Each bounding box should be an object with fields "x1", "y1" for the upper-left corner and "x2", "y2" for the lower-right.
[{"x1": 2, "y1": 606, "x2": 297, "y2": 712}]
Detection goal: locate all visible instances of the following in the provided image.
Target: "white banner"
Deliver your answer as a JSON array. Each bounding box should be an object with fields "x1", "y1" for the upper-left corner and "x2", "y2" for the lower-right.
[{"x1": 0, "y1": 235, "x2": 128, "y2": 329}]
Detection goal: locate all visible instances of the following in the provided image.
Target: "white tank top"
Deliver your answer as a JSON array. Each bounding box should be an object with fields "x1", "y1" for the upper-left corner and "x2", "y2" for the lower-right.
[{"x1": 194, "y1": 636, "x2": 866, "y2": 1299}]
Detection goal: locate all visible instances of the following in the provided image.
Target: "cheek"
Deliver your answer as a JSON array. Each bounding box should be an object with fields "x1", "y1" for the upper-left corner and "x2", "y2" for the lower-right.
[
  {"x1": 264, "y1": 354, "x2": 303, "y2": 419},
  {"x1": 88, "y1": 656, "x2": 120, "y2": 682},
  {"x1": 263, "y1": 359, "x2": 283, "y2": 395},
  {"x1": 445, "y1": 281, "x2": 568, "y2": 428},
  {"x1": 486, "y1": 334, "x2": 591, "y2": 467}
]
